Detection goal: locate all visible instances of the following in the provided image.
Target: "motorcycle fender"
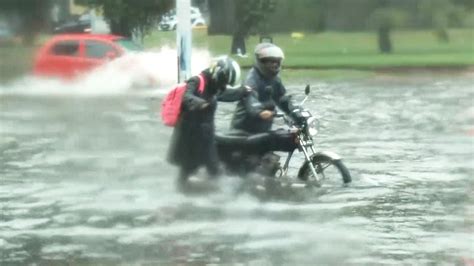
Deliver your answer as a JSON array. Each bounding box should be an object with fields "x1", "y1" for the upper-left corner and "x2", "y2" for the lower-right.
[{"x1": 314, "y1": 151, "x2": 342, "y2": 161}]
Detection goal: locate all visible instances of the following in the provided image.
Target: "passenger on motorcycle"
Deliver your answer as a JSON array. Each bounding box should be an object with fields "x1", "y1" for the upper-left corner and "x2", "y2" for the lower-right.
[
  {"x1": 227, "y1": 43, "x2": 299, "y2": 176},
  {"x1": 167, "y1": 56, "x2": 244, "y2": 188}
]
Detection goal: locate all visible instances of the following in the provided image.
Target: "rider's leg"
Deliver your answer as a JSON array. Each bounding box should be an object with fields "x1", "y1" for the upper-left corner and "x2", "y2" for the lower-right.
[
  {"x1": 178, "y1": 165, "x2": 197, "y2": 184},
  {"x1": 206, "y1": 146, "x2": 222, "y2": 179},
  {"x1": 176, "y1": 165, "x2": 198, "y2": 192},
  {"x1": 206, "y1": 163, "x2": 221, "y2": 179},
  {"x1": 205, "y1": 156, "x2": 222, "y2": 179}
]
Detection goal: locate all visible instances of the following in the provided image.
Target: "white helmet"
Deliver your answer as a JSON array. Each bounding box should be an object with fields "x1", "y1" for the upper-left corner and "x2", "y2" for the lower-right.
[
  {"x1": 254, "y1": 43, "x2": 285, "y2": 77},
  {"x1": 210, "y1": 56, "x2": 241, "y2": 88}
]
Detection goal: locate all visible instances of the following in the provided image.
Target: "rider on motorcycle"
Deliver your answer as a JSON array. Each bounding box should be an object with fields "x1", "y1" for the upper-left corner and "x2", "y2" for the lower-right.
[
  {"x1": 230, "y1": 43, "x2": 298, "y2": 134},
  {"x1": 227, "y1": 43, "x2": 300, "y2": 176}
]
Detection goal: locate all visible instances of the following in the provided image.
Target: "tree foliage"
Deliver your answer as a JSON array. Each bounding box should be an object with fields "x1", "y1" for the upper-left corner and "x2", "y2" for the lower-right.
[
  {"x1": 0, "y1": 0, "x2": 53, "y2": 44},
  {"x1": 369, "y1": 7, "x2": 408, "y2": 30},
  {"x1": 76, "y1": 0, "x2": 173, "y2": 38},
  {"x1": 418, "y1": 0, "x2": 472, "y2": 42},
  {"x1": 234, "y1": 0, "x2": 276, "y2": 37},
  {"x1": 230, "y1": 0, "x2": 276, "y2": 54},
  {"x1": 265, "y1": 0, "x2": 328, "y2": 32},
  {"x1": 368, "y1": 2, "x2": 408, "y2": 54}
]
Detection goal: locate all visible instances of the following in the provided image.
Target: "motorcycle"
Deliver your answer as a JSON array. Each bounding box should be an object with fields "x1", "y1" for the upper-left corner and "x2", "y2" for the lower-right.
[{"x1": 215, "y1": 85, "x2": 351, "y2": 188}]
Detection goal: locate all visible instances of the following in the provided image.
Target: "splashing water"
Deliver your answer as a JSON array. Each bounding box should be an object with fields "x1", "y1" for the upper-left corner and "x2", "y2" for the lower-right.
[
  {"x1": 0, "y1": 69, "x2": 473, "y2": 265},
  {"x1": 0, "y1": 46, "x2": 212, "y2": 96}
]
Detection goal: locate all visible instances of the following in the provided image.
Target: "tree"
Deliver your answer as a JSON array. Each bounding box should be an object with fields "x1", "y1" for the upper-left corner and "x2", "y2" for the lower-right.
[
  {"x1": 452, "y1": 0, "x2": 474, "y2": 10},
  {"x1": 76, "y1": 0, "x2": 173, "y2": 39},
  {"x1": 369, "y1": 6, "x2": 407, "y2": 53},
  {"x1": 419, "y1": 0, "x2": 451, "y2": 42},
  {"x1": 0, "y1": 0, "x2": 53, "y2": 45},
  {"x1": 418, "y1": 0, "x2": 471, "y2": 42},
  {"x1": 231, "y1": 0, "x2": 276, "y2": 55},
  {"x1": 264, "y1": 0, "x2": 328, "y2": 33}
]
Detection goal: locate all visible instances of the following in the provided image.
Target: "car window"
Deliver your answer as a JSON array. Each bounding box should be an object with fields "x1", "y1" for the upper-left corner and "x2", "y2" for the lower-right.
[
  {"x1": 51, "y1": 40, "x2": 80, "y2": 56},
  {"x1": 85, "y1": 40, "x2": 117, "y2": 59}
]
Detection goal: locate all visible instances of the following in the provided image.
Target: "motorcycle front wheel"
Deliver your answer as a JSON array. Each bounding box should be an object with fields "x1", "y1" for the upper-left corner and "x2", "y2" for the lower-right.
[{"x1": 297, "y1": 154, "x2": 352, "y2": 186}]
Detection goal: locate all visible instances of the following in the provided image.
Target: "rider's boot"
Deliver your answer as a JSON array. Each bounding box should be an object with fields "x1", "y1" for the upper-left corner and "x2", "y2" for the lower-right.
[{"x1": 176, "y1": 167, "x2": 194, "y2": 192}]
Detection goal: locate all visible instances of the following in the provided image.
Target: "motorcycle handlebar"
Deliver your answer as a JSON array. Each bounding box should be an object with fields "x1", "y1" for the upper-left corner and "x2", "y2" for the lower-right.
[
  {"x1": 273, "y1": 112, "x2": 285, "y2": 118},
  {"x1": 274, "y1": 110, "x2": 306, "y2": 126}
]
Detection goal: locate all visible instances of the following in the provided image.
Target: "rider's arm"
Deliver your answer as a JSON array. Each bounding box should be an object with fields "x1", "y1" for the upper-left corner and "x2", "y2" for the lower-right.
[
  {"x1": 217, "y1": 85, "x2": 251, "y2": 102},
  {"x1": 275, "y1": 83, "x2": 298, "y2": 115},
  {"x1": 182, "y1": 76, "x2": 208, "y2": 111},
  {"x1": 243, "y1": 90, "x2": 267, "y2": 118}
]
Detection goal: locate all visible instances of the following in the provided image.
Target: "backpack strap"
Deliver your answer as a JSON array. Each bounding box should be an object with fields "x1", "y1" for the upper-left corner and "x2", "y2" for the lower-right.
[{"x1": 197, "y1": 74, "x2": 205, "y2": 94}]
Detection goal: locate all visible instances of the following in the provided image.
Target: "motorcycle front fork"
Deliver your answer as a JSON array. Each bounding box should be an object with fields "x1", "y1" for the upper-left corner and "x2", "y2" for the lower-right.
[
  {"x1": 299, "y1": 139, "x2": 321, "y2": 183},
  {"x1": 277, "y1": 142, "x2": 321, "y2": 183}
]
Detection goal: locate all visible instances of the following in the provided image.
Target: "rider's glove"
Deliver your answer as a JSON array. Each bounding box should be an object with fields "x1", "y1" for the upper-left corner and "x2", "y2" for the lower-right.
[{"x1": 242, "y1": 85, "x2": 253, "y2": 95}]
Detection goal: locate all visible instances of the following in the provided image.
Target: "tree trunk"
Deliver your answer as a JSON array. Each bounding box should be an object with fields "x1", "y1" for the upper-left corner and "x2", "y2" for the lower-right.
[
  {"x1": 231, "y1": 33, "x2": 246, "y2": 55},
  {"x1": 377, "y1": 25, "x2": 392, "y2": 54},
  {"x1": 110, "y1": 18, "x2": 133, "y2": 38},
  {"x1": 435, "y1": 28, "x2": 449, "y2": 42}
]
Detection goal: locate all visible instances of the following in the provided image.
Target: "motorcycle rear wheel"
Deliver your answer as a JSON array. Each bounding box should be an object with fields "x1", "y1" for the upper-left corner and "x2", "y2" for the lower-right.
[{"x1": 297, "y1": 154, "x2": 352, "y2": 185}]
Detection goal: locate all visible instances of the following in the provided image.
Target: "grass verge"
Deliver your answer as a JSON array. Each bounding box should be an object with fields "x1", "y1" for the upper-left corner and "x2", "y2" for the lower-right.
[
  {"x1": 145, "y1": 28, "x2": 474, "y2": 69},
  {"x1": 1, "y1": 28, "x2": 472, "y2": 82}
]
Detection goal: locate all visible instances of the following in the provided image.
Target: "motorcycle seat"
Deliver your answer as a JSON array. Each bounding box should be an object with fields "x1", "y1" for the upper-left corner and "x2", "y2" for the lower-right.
[
  {"x1": 216, "y1": 130, "x2": 296, "y2": 153},
  {"x1": 215, "y1": 132, "x2": 271, "y2": 146}
]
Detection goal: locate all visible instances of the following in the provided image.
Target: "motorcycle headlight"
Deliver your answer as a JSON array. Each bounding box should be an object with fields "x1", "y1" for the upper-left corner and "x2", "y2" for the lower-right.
[{"x1": 307, "y1": 117, "x2": 319, "y2": 136}]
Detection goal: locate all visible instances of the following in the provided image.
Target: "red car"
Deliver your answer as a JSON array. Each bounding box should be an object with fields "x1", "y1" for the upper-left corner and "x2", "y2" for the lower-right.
[{"x1": 33, "y1": 33, "x2": 142, "y2": 79}]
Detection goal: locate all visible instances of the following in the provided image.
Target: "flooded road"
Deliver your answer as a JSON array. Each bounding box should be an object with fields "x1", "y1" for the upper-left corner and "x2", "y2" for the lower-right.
[{"x1": 1, "y1": 72, "x2": 473, "y2": 265}]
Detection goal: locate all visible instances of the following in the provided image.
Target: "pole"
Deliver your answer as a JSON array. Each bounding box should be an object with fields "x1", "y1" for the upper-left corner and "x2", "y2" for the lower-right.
[
  {"x1": 176, "y1": 0, "x2": 192, "y2": 82},
  {"x1": 89, "y1": 9, "x2": 96, "y2": 33}
]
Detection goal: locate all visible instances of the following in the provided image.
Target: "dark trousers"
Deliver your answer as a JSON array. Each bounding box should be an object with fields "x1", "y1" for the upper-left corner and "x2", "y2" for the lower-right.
[{"x1": 178, "y1": 160, "x2": 220, "y2": 182}]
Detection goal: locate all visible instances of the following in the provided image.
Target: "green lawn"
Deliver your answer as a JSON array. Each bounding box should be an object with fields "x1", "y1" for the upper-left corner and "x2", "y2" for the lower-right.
[
  {"x1": 144, "y1": 28, "x2": 474, "y2": 69},
  {"x1": 0, "y1": 44, "x2": 38, "y2": 81},
  {"x1": 1, "y1": 28, "x2": 472, "y2": 82}
]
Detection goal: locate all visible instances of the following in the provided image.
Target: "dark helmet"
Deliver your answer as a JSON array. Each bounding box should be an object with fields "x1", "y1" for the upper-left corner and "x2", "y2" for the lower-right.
[
  {"x1": 209, "y1": 56, "x2": 241, "y2": 89},
  {"x1": 254, "y1": 43, "x2": 285, "y2": 78}
]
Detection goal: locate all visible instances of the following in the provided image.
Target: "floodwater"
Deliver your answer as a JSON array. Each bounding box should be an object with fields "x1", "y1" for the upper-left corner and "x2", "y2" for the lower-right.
[{"x1": 1, "y1": 71, "x2": 473, "y2": 265}]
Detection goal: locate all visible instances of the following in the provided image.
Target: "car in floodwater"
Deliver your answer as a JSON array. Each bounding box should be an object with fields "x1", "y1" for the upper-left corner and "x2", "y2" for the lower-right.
[{"x1": 33, "y1": 33, "x2": 144, "y2": 80}]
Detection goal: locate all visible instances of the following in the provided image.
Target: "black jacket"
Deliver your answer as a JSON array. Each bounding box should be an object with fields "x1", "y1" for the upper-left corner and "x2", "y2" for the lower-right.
[
  {"x1": 167, "y1": 70, "x2": 246, "y2": 169},
  {"x1": 230, "y1": 67, "x2": 295, "y2": 134}
]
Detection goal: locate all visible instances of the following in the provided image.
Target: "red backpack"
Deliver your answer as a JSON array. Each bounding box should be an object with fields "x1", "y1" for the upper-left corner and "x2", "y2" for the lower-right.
[{"x1": 161, "y1": 74, "x2": 205, "y2": 127}]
